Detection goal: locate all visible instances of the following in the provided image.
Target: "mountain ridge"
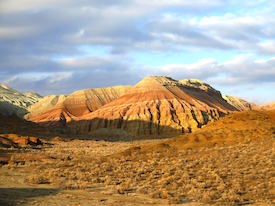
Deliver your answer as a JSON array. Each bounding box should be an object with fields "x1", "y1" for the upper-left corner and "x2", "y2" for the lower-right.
[
  {"x1": 1, "y1": 77, "x2": 274, "y2": 138},
  {"x1": 27, "y1": 85, "x2": 133, "y2": 127},
  {"x1": 222, "y1": 95, "x2": 261, "y2": 111},
  {"x1": 0, "y1": 84, "x2": 42, "y2": 118},
  {"x1": 68, "y1": 76, "x2": 238, "y2": 137}
]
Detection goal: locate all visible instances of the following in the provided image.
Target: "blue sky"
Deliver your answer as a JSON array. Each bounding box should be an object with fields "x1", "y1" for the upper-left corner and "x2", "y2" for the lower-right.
[{"x1": 0, "y1": 0, "x2": 275, "y2": 105}]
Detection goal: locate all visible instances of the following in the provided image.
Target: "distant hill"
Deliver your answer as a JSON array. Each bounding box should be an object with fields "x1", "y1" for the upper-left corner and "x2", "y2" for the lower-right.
[
  {"x1": 0, "y1": 84, "x2": 42, "y2": 118},
  {"x1": 25, "y1": 94, "x2": 68, "y2": 120},
  {"x1": 222, "y1": 95, "x2": 261, "y2": 111},
  {"x1": 261, "y1": 102, "x2": 275, "y2": 110}
]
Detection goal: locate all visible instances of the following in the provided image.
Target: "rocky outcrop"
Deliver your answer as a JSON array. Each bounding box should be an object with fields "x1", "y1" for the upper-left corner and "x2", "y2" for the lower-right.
[
  {"x1": 0, "y1": 113, "x2": 54, "y2": 141},
  {"x1": 222, "y1": 95, "x2": 261, "y2": 111},
  {"x1": 179, "y1": 79, "x2": 237, "y2": 113},
  {"x1": 0, "y1": 136, "x2": 18, "y2": 148},
  {"x1": 12, "y1": 136, "x2": 42, "y2": 147},
  {"x1": 28, "y1": 86, "x2": 132, "y2": 127},
  {"x1": 180, "y1": 79, "x2": 220, "y2": 94},
  {"x1": 70, "y1": 76, "x2": 238, "y2": 137},
  {"x1": 0, "y1": 85, "x2": 42, "y2": 118},
  {"x1": 0, "y1": 135, "x2": 42, "y2": 148}
]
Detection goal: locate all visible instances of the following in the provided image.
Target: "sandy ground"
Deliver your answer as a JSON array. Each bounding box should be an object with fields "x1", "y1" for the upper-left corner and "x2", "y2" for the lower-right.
[
  {"x1": 0, "y1": 137, "x2": 274, "y2": 206},
  {"x1": 0, "y1": 140, "x2": 204, "y2": 206}
]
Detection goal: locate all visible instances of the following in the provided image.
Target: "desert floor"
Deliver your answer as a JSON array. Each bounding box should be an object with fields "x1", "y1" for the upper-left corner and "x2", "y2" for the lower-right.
[{"x1": 0, "y1": 136, "x2": 274, "y2": 206}]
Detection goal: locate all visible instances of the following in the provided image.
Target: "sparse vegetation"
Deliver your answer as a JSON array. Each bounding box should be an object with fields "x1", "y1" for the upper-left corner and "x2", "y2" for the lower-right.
[
  {"x1": 1, "y1": 110, "x2": 275, "y2": 205},
  {"x1": 1, "y1": 136, "x2": 274, "y2": 205}
]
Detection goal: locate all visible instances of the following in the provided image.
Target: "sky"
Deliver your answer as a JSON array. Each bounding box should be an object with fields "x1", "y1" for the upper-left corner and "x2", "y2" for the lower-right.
[{"x1": 0, "y1": 0, "x2": 275, "y2": 105}]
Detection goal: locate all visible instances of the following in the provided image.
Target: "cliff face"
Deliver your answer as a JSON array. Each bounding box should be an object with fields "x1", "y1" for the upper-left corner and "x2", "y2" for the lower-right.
[
  {"x1": 222, "y1": 95, "x2": 261, "y2": 111},
  {"x1": 69, "y1": 77, "x2": 238, "y2": 137},
  {"x1": 28, "y1": 86, "x2": 132, "y2": 127}
]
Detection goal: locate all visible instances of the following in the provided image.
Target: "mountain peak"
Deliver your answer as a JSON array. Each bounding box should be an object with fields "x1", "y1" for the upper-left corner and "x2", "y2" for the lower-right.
[
  {"x1": 0, "y1": 84, "x2": 10, "y2": 90},
  {"x1": 0, "y1": 84, "x2": 16, "y2": 91},
  {"x1": 0, "y1": 84, "x2": 21, "y2": 94},
  {"x1": 136, "y1": 76, "x2": 180, "y2": 87}
]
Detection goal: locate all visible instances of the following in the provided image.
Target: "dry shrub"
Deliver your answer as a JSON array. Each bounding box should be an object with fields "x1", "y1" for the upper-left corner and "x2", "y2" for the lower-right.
[
  {"x1": 104, "y1": 175, "x2": 113, "y2": 185},
  {"x1": 160, "y1": 189, "x2": 169, "y2": 199},
  {"x1": 117, "y1": 179, "x2": 132, "y2": 194},
  {"x1": 136, "y1": 184, "x2": 152, "y2": 195},
  {"x1": 24, "y1": 174, "x2": 49, "y2": 184}
]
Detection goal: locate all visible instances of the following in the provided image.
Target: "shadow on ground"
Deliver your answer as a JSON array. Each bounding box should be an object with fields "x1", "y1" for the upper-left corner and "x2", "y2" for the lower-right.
[{"x1": 0, "y1": 188, "x2": 60, "y2": 206}]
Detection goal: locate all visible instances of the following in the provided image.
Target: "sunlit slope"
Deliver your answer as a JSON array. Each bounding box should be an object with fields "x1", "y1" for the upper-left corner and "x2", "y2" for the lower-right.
[
  {"x1": 28, "y1": 86, "x2": 132, "y2": 127},
  {"x1": 222, "y1": 95, "x2": 261, "y2": 111},
  {"x1": 262, "y1": 102, "x2": 275, "y2": 110},
  {"x1": 168, "y1": 109, "x2": 274, "y2": 151},
  {"x1": 70, "y1": 76, "x2": 238, "y2": 137},
  {"x1": 25, "y1": 94, "x2": 68, "y2": 119}
]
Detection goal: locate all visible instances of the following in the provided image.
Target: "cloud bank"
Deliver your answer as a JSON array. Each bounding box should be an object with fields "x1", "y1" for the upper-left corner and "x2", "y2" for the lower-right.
[{"x1": 0, "y1": 0, "x2": 274, "y2": 104}]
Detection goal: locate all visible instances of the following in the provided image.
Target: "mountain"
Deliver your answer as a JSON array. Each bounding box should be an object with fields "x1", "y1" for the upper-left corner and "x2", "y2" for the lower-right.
[
  {"x1": 69, "y1": 76, "x2": 238, "y2": 137},
  {"x1": 179, "y1": 79, "x2": 235, "y2": 112},
  {"x1": 222, "y1": 95, "x2": 261, "y2": 111},
  {"x1": 262, "y1": 102, "x2": 275, "y2": 110},
  {"x1": 25, "y1": 94, "x2": 68, "y2": 119},
  {"x1": 0, "y1": 84, "x2": 42, "y2": 118},
  {"x1": 28, "y1": 86, "x2": 132, "y2": 127},
  {"x1": 23, "y1": 92, "x2": 43, "y2": 99}
]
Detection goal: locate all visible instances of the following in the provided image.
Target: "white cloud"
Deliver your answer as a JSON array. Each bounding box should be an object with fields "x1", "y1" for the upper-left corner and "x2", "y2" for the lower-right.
[
  {"x1": 134, "y1": 0, "x2": 224, "y2": 9},
  {"x1": 144, "y1": 54, "x2": 275, "y2": 86},
  {"x1": 0, "y1": 0, "x2": 275, "y2": 103},
  {"x1": 2, "y1": 0, "x2": 275, "y2": 56},
  {"x1": 161, "y1": 58, "x2": 217, "y2": 74},
  {"x1": 258, "y1": 41, "x2": 275, "y2": 54},
  {"x1": 139, "y1": 54, "x2": 275, "y2": 104},
  {"x1": 49, "y1": 72, "x2": 72, "y2": 84}
]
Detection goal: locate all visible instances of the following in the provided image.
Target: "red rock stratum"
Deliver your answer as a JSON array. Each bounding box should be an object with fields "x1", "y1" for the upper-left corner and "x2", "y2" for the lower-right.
[
  {"x1": 28, "y1": 86, "x2": 132, "y2": 127},
  {"x1": 69, "y1": 76, "x2": 238, "y2": 137}
]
